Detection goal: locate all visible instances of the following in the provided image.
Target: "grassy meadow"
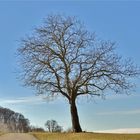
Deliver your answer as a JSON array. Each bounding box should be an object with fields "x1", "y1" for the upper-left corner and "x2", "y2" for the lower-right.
[{"x1": 32, "y1": 132, "x2": 140, "y2": 140}]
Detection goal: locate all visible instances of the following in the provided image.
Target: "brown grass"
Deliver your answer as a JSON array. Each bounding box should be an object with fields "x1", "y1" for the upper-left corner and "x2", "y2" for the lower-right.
[
  {"x1": 32, "y1": 132, "x2": 140, "y2": 140},
  {"x1": 0, "y1": 132, "x2": 5, "y2": 136}
]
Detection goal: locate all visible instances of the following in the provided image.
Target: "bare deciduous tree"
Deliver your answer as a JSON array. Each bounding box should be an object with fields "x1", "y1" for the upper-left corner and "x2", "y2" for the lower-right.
[
  {"x1": 45, "y1": 119, "x2": 62, "y2": 132},
  {"x1": 0, "y1": 107, "x2": 30, "y2": 132},
  {"x1": 18, "y1": 15, "x2": 139, "y2": 132}
]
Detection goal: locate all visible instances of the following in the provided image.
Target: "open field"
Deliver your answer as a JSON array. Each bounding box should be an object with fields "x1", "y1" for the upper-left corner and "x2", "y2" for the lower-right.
[
  {"x1": 32, "y1": 132, "x2": 140, "y2": 140},
  {"x1": 0, "y1": 132, "x2": 4, "y2": 136}
]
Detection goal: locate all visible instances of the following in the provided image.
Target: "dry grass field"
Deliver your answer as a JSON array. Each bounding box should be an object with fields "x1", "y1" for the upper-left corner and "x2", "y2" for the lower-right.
[
  {"x1": 0, "y1": 132, "x2": 4, "y2": 136},
  {"x1": 32, "y1": 132, "x2": 140, "y2": 140}
]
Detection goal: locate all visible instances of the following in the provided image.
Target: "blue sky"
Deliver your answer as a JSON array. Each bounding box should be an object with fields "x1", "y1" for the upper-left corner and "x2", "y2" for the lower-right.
[{"x1": 0, "y1": 1, "x2": 140, "y2": 131}]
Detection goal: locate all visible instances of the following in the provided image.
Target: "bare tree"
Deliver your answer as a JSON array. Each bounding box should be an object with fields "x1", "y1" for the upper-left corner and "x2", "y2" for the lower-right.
[
  {"x1": 45, "y1": 119, "x2": 62, "y2": 132},
  {"x1": 0, "y1": 107, "x2": 30, "y2": 132},
  {"x1": 18, "y1": 15, "x2": 139, "y2": 132}
]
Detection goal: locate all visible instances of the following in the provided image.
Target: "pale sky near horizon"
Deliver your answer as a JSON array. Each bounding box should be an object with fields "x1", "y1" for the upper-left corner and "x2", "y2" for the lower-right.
[{"x1": 0, "y1": 1, "x2": 140, "y2": 131}]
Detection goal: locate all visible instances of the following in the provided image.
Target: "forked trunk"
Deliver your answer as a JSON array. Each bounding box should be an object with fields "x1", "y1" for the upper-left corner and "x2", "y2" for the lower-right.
[{"x1": 70, "y1": 100, "x2": 82, "y2": 132}]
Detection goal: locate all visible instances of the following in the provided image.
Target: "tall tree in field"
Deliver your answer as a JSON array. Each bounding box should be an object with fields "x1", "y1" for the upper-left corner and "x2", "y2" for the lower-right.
[{"x1": 18, "y1": 15, "x2": 139, "y2": 132}]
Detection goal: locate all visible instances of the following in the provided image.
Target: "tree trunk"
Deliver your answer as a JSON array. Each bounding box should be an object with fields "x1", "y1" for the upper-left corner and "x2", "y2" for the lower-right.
[{"x1": 70, "y1": 100, "x2": 82, "y2": 132}]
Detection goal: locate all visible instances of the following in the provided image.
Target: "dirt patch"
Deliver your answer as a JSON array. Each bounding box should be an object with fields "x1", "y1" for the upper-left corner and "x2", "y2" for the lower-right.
[{"x1": 0, "y1": 133, "x2": 37, "y2": 140}]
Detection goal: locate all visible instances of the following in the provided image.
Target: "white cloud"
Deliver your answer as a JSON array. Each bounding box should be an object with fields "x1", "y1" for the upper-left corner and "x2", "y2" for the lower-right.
[
  {"x1": 104, "y1": 93, "x2": 140, "y2": 100},
  {"x1": 96, "y1": 109, "x2": 140, "y2": 115},
  {"x1": 0, "y1": 96, "x2": 46, "y2": 105},
  {"x1": 95, "y1": 128, "x2": 140, "y2": 134}
]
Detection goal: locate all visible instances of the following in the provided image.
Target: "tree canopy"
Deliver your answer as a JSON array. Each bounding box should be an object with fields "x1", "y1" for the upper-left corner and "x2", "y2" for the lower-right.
[
  {"x1": 0, "y1": 107, "x2": 30, "y2": 132},
  {"x1": 18, "y1": 15, "x2": 139, "y2": 132}
]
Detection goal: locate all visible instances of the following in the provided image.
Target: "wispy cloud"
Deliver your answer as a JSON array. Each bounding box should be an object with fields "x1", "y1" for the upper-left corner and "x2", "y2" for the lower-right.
[
  {"x1": 96, "y1": 109, "x2": 140, "y2": 115},
  {"x1": 95, "y1": 128, "x2": 140, "y2": 134},
  {"x1": 103, "y1": 93, "x2": 140, "y2": 100},
  {"x1": 0, "y1": 96, "x2": 46, "y2": 105}
]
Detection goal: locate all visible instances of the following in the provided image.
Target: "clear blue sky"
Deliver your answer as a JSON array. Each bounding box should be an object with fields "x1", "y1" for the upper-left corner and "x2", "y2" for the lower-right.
[{"x1": 0, "y1": 1, "x2": 140, "y2": 131}]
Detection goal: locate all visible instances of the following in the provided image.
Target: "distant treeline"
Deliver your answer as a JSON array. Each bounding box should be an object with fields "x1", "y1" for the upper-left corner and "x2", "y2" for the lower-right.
[
  {"x1": 0, "y1": 107, "x2": 30, "y2": 132},
  {"x1": 0, "y1": 107, "x2": 63, "y2": 133}
]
